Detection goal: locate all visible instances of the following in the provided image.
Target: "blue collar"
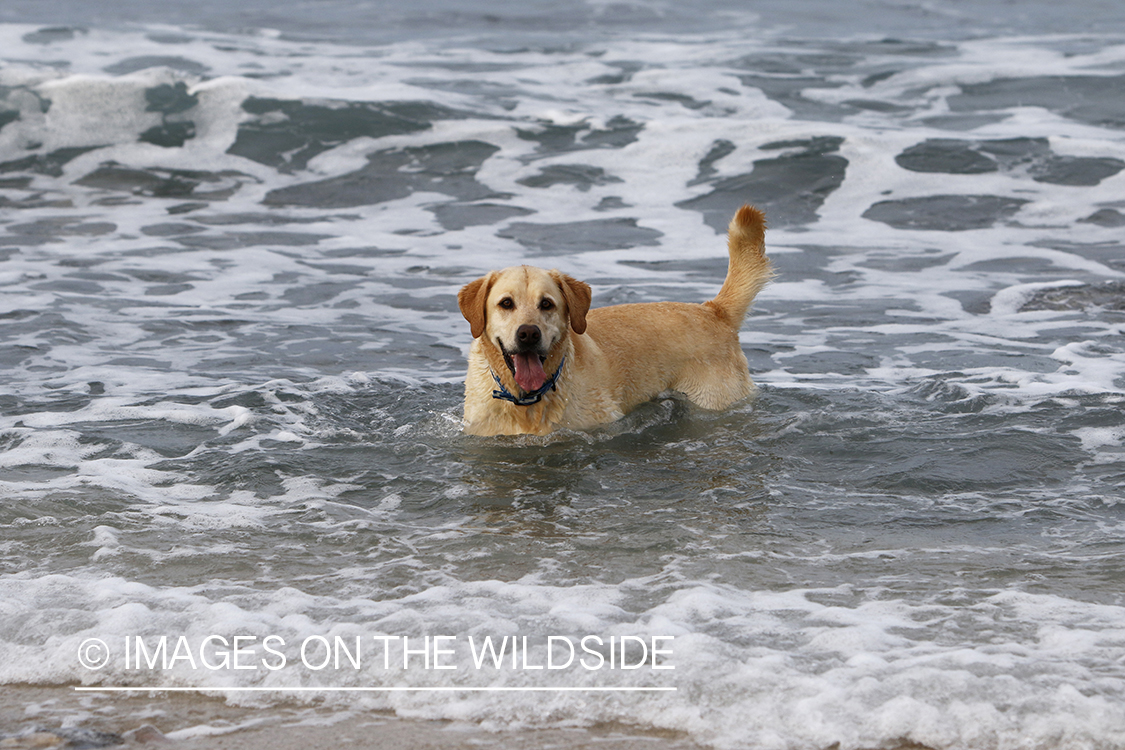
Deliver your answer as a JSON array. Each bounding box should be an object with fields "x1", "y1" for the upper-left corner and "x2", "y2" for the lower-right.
[{"x1": 491, "y1": 357, "x2": 565, "y2": 406}]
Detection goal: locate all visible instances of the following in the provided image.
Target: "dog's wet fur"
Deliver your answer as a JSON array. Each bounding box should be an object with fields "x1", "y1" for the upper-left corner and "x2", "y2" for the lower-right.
[{"x1": 458, "y1": 205, "x2": 773, "y2": 436}]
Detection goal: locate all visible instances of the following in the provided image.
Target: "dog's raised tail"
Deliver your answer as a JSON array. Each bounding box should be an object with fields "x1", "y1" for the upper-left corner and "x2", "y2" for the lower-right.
[{"x1": 708, "y1": 205, "x2": 773, "y2": 326}]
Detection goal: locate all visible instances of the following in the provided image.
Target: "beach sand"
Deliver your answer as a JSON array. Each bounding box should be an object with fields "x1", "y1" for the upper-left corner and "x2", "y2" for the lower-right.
[{"x1": 0, "y1": 685, "x2": 709, "y2": 749}]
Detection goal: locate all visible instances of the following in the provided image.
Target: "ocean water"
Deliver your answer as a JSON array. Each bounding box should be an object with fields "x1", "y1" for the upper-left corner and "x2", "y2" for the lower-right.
[{"x1": 2, "y1": 2, "x2": 1125, "y2": 748}]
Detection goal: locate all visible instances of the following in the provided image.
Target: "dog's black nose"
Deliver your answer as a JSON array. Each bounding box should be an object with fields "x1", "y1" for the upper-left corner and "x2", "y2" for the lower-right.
[{"x1": 516, "y1": 324, "x2": 541, "y2": 348}]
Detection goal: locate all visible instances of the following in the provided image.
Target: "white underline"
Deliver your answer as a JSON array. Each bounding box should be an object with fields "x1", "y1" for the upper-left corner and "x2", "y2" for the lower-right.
[{"x1": 74, "y1": 686, "x2": 676, "y2": 692}]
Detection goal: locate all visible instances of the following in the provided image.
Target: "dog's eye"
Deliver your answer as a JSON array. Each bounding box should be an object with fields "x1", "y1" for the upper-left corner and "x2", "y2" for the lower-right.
[
  {"x1": 498, "y1": 298, "x2": 514, "y2": 310},
  {"x1": 539, "y1": 298, "x2": 555, "y2": 311}
]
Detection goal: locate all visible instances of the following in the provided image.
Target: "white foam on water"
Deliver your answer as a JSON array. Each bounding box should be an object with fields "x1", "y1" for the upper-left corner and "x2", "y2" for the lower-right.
[
  {"x1": 3, "y1": 21, "x2": 1125, "y2": 750},
  {"x1": 2, "y1": 574, "x2": 1123, "y2": 749}
]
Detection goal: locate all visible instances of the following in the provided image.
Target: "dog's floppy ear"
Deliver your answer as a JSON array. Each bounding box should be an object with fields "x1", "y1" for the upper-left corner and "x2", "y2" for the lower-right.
[
  {"x1": 550, "y1": 271, "x2": 591, "y2": 335},
  {"x1": 458, "y1": 272, "x2": 495, "y2": 339}
]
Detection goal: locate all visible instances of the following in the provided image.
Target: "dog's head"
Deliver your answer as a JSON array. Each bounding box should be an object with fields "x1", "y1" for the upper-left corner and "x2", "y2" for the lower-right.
[{"x1": 459, "y1": 266, "x2": 591, "y2": 393}]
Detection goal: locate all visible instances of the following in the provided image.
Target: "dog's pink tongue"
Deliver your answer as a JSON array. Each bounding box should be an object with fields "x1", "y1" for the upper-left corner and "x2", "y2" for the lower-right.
[{"x1": 512, "y1": 353, "x2": 548, "y2": 392}]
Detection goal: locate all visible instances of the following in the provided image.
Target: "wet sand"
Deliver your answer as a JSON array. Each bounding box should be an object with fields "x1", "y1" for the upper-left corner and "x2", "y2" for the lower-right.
[{"x1": 0, "y1": 685, "x2": 707, "y2": 749}]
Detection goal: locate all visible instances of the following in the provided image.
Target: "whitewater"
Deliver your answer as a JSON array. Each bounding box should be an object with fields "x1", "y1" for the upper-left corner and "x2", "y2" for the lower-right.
[{"x1": 1, "y1": 9, "x2": 1124, "y2": 750}]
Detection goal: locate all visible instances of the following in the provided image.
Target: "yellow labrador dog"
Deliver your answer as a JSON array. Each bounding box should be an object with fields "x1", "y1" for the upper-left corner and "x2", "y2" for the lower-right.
[{"x1": 458, "y1": 205, "x2": 772, "y2": 436}]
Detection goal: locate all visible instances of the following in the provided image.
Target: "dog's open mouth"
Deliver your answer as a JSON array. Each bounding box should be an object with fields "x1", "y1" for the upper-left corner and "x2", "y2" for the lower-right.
[{"x1": 502, "y1": 346, "x2": 549, "y2": 393}]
